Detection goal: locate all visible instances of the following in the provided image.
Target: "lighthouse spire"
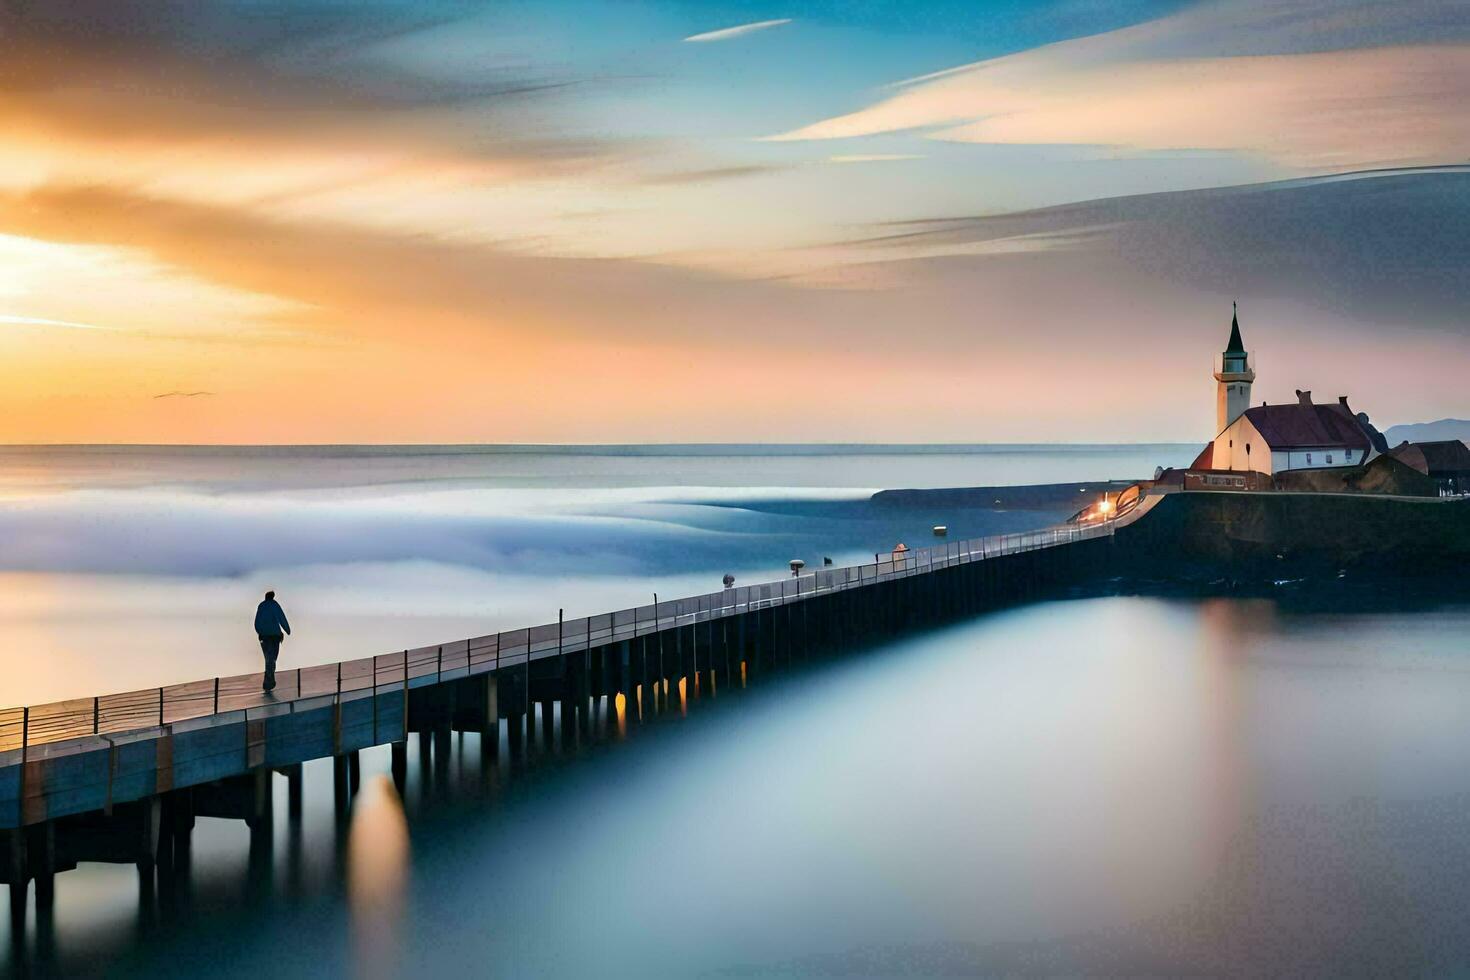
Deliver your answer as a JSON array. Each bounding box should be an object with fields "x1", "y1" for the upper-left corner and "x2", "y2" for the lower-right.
[
  {"x1": 1225, "y1": 300, "x2": 1245, "y2": 354},
  {"x1": 1213, "y1": 301, "x2": 1255, "y2": 434}
]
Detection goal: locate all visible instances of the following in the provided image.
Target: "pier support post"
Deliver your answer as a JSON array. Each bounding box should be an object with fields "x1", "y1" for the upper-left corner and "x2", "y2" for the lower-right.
[
  {"x1": 538, "y1": 700, "x2": 554, "y2": 751},
  {"x1": 576, "y1": 650, "x2": 592, "y2": 740},
  {"x1": 7, "y1": 827, "x2": 27, "y2": 939},
  {"x1": 507, "y1": 707, "x2": 525, "y2": 759},
  {"x1": 635, "y1": 638, "x2": 651, "y2": 720},
  {"x1": 246, "y1": 811, "x2": 273, "y2": 898},
  {"x1": 481, "y1": 674, "x2": 500, "y2": 765},
  {"x1": 717, "y1": 619, "x2": 731, "y2": 693},
  {"x1": 171, "y1": 788, "x2": 195, "y2": 872},
  {"x1": 391, "y1": 741, "x2": 408, "y2": 795},
  {"x1": 618, "y1": 640, "x2": 632, "y2": 713},
  {"x1": 27, "y1": 823, "x2": 55, "y2": 915},
  {"x1": 433, "y1": 726, "x2": 451, "y2": 785},
  {"x1": 281, "y1": 764, "x2": 303, "y2": 821},
  {"x1": 333, "y1": 755, "x2": 350, "y2": 816},
  {"x1": 416, "y1": 728, "x2": 433, "y2": 780},
  {"x1": 245, "y1": 767, "x2": 273, "y2": 831},
  {"x1": 735, "y1": 614, "x2": 746, "y2": 690},
  {"x1": 559, "y1": 654, "x2": 577, "y2": 752}
]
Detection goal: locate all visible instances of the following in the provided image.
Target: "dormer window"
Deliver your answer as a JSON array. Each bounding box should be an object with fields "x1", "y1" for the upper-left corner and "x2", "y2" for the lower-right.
[
  {"x1": 1306, "y1": 452, "x2": 1313, "y2": 464},
  {"x1": 1327, "y1": 453, "x2": 1334, "y2": 464}
]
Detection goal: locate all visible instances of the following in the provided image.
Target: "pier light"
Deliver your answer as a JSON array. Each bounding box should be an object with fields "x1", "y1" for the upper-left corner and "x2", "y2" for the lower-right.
[
  {"x1": 932, "y1": 525, "x2": 948, "y2": 537},
  {"x1": 789, "y1": 559, "x2": 805, "y2": 576},
  {"x1": 1098, "y1": 497, "x2": 1114, "y2": 516}
]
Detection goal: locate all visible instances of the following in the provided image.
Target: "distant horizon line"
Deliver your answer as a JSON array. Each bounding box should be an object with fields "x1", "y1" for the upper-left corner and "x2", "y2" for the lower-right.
[{"x1": 0, "y1": 441, "x2": 1205, "y2": 454}]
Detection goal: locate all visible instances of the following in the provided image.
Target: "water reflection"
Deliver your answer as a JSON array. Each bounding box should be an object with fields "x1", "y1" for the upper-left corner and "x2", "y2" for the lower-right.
[
  {"x1": 348, "y1": 777, "x2": 409, "y2": 980},
  {"x1": 6, "y1": 592, "x2": 1470, "y2": 977}
]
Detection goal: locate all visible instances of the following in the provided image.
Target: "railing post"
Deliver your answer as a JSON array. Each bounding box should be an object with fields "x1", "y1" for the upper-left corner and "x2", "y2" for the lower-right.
[
  {"x1": 21, "y1": 706, "x2": 29, "y2": 758},
  {"x1": 158, "y1": 688, "x2": 165, "y2": 727},
  {"x1": 93, "y1": 696, "x2": 100, "y2": 735},
  {"x1": 213, "y1": 677, "x2": 220, "y2": 714},
  {"x1": 336, "y1": 662, "x2": 342, "y2": 699},
  {"x1": 437, "y1": 645, "x2": 443, "y2": 682}
]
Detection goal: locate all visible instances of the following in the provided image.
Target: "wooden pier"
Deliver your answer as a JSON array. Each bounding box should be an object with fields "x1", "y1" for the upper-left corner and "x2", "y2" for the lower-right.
[{"x1": 0, "y1": 519, "x2": 1120, "y2": 933}]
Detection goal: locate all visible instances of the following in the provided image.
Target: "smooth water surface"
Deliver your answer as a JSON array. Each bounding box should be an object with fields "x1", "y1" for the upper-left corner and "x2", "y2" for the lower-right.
[{"x1": 7, "y1": 593, "x2": 1470, "y2": 977}]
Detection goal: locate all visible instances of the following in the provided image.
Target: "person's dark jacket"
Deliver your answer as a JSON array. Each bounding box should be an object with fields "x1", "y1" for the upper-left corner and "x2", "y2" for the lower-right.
[{"x1": 254, "y1": 599, "x2": 292, "y2": 638}]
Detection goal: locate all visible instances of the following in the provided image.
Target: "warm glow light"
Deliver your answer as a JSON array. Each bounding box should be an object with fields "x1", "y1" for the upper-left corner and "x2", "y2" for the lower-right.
[{"x1": 348, "y1": 775, "x2": 410, "y2": 980}]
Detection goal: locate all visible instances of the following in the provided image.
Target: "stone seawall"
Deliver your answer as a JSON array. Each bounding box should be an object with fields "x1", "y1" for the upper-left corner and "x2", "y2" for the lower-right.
[{"x1": 1114, "y1": 491, "x2": 1470, "y2": 582}]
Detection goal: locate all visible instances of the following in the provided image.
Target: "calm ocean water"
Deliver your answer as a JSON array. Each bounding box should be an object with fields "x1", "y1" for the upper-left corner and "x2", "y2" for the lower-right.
[{"x1": 6, "y1": 445, "x2": 1470, "y2": 977}]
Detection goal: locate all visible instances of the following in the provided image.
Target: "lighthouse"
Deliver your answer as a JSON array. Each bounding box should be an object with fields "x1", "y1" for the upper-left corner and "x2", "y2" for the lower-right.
[{"x1": 1213, "y1": 302, "x2": 1254, "y2": 434}]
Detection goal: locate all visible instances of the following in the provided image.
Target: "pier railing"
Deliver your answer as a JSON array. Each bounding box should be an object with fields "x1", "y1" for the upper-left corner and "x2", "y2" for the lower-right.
[{"x1": 0, "y1": 520, "x2": 1115, "y2": 754}]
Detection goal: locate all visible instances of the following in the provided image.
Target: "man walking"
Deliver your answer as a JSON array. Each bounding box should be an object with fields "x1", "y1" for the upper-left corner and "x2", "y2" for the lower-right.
[{"x1": 254, "y1": 590, "x2": 292, "y2": 692}]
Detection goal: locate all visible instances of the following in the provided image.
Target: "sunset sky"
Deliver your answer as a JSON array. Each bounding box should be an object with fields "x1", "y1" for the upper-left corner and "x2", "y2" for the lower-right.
[{"x1": 1, "y1": 0, "x2": 1467, "y2": 443}]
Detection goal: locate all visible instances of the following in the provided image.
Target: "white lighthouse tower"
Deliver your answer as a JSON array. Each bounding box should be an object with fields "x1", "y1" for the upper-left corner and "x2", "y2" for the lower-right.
[{"x1": 1213, "y1": 302, "x2": 1254, "y2": 434}]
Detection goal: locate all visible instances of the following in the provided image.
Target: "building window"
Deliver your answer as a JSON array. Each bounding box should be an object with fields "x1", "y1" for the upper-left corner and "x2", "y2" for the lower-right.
[
  {"x1": 1246, "y1": 443, "x2": 1251, "y2": 456},
  {"x1": 1327, "y1": 453, "x2": 1334, "y2": 464},
  {"x1": 1306, "y1": 452, "x2": 1313, "y2": 464},
  {"x1": 1345, "y1": 449, "x2": 1354, "y2": 461}
]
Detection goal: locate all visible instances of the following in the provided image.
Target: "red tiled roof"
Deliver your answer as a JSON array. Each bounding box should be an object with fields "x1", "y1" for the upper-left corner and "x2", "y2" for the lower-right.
[
  {"x1": 1243, "y1": 401, "x2": 1370, "y2": 451},
  {"x1": 1190, "y1": 443, "x2": 1214, "y2": 469}
]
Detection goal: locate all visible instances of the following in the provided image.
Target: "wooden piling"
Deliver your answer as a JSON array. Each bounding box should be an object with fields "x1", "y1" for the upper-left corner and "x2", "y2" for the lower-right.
[
  {"x1": 283, "y1": 764, "x2": 303, "y2": 820},
  {"x1": 333, "y1": 755, "x2": 350, "y2": 815},
  {"x1": 391, "y1": 741, "x2": 408, "y2": 794},
  {"x1": 431, "y1": 726, "x2": 449, "y2": 788}
]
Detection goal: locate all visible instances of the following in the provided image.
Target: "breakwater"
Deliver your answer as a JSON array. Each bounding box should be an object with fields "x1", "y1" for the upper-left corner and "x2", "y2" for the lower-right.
[{"x1": 1116, "y1": 489, "x2": 1470, "y2": 581}]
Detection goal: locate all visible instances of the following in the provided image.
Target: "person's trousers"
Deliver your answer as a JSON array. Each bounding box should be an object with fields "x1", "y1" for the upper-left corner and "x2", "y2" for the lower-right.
[{"x1": 259, "y1": 634, "x2": 282, "y2": 690}]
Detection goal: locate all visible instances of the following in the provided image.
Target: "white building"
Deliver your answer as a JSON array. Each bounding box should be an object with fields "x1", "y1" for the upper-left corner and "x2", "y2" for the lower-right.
[{"x1": 1192, "y1": 307, "x2": 1382, "y2": 476}]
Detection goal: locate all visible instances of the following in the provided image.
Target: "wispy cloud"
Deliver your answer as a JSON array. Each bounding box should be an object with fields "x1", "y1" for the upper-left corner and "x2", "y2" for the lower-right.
[
  {"x1": 639, "y1": 164, "x2": 789, "y2": 185},
  {"x1": 825, "y1": 168, "x2": 1470, "y2": 331},
  {"x1": 768, "y1": 1, "x2": 1470, "y2": 172},
  {"x1": 829, "y1": 154, "x2": 924, "y2": 163},
  {"x1": 0, "y1": 0, "x2": 615, "y2": 189},
  {"x1": 0, "y1": 313, "x2": 112, "y2": 331},
  {"x1": 153, "y1": 391, "x2": 213, "y2": 399},
  {"x1": 684, "y1": 19, "x2": 791, "y2": 43}
]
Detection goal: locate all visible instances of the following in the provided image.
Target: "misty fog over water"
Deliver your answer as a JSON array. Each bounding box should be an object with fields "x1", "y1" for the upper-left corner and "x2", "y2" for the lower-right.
[{"x1": 0, "y1": 444, "x2": 1191, "y2": 704}]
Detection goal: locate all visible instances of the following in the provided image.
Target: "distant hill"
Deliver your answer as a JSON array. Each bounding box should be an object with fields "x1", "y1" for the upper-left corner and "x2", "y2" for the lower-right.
[{"x1": 1384, "y1": 419, "x2": 1470, "y2": 446}]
